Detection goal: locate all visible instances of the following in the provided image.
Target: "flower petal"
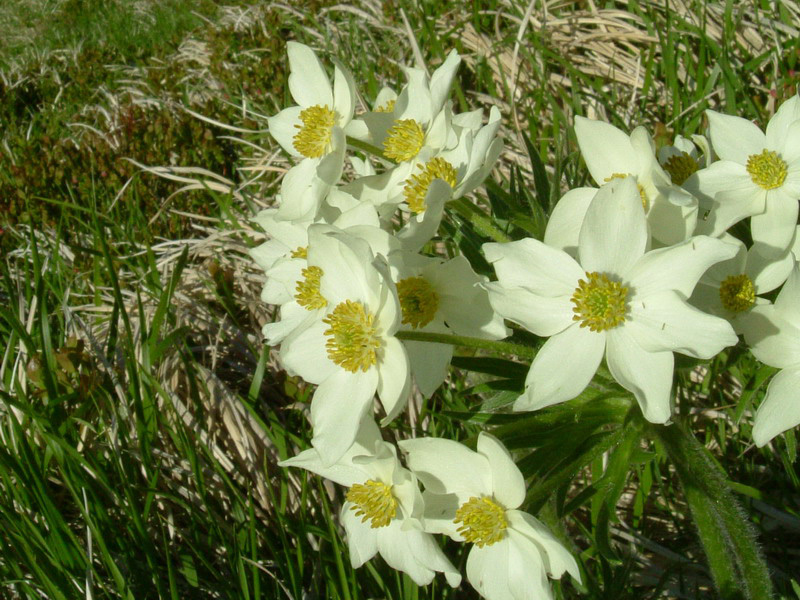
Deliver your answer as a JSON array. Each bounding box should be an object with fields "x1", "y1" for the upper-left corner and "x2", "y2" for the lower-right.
[
  {"x1": 466, "y1": 540, "x2": 516, "y2": 600},
  {"x1": 627, "y1": 290, "x2": 738, "y2": 358},
  {"x1": 376, "y1": 523, "x2": 462, "y2": 587},
  {"x1": 683, "y1": 160, "x2": 752, "y2": 203},
  {"x1": 750, "y1": 191, "x2": 799, "y2": 257},
  {"x1": 267, "y1": 106, "x2": 303, "y2": 157},
  {"x1": 341, "y1": 506, "x2": 379, "y2": 567},
  {"x1": 606, "y1": 328, "x2": 674, "y2": 423},
  {"x1": 574, "y1": 117, "x2": 639, "y2": 185},
  {"x1": 483, "y1": 238, "x2": 584, "y2": 297},
  {"x1": 399, "y1": 437, "x2": 492, "y2": 497},
  {"x1": 377, "y1": 336, "x2": 411, "y2": 423},
  {"x1": 766, "y1": 93, "x2": 800, "y2": 152},
  {"x1": 705, "y1": 110, "x2": 766, "y2": 164},
  {"x1": 331, "y1": 58, "x2": 356, "y2": 124},
  {"x1": 739, "y1": 306, "x2": 800, "y2": 367},
  {"x1": 752, "y1": 367, "x2": 800, "y2": 447},
  {"x1": 484, "y1": 284, "x2": 574, "y2": 337},
  {"x1": 578, "y1": 177, "x2": 647, "y2": 275},
  {"x1": 477, "y1": 433, "x2": 525, "y2": 510},
  {"x1": 403, "y1": 329, "x2": 452, "y2": 399},
  {"x1": 544, "y1": 187, "x2": 596, "y2": 256},
  {"x1": 515, "y1": 324, "x2": 605, "y2": 411},
  {"x1": 287, "y1": 42, "x2": 332, "y2": 108},
  {"x1": 627, "y1": 235, "x2": 739, "y2": 299},
  {"x1": 279, "y1": 319, "x2": 336, "y2": 384},
  {"x1": 509, "y1": 511, "x2": 581, "y2": 581},
  {"x1": 311, "y1": 368, "x2": 378, "y2": 466}
]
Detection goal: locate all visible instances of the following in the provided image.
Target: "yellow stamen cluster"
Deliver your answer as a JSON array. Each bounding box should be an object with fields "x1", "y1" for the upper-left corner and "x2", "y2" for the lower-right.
[
  {"x1": 323, "y1": 300, "x2": 382, "y2": 372},
  {"x1": 293, "y1": 105, "x2": 335, "y2": 158},
  {"x1": 571, "y1": 272, "x2": 629, "y2": 332},
  {"x1": 719, "y1": 274, "x2": 756, "y2": 313},
  {"x1": 375, "y1": 99, "x2": 396, "y2": 113},
  {"x1": 291, "y1": 246, "x2": 308, "y2": 259},
  {"x1": 454, "y1": 496, "x2": 508, "y2": 547},
  {"x1": 383, "y1": 119, "x2": 425, "y2": 162},
  {"x1": 295, "y1": 266, "x2": 327, "y2": 310},
  {"x1": 746, "y1": 149, "x2": 787, "y2": 190},
  {"x1": 346, "y1": 480, "x2": 397, "y2": 528},
  {"x1": 604, "y1": 173, "x2": 648, "y2": 211},
  {"x1": 663, "y1": 151, "x2": 700, "y2": 186},
  {"x1": 403, "y1": 158, "x2": 457, "y2": 213},
  {"x1": 397, "y1": 276, "x2": 440, "y2": 329}
]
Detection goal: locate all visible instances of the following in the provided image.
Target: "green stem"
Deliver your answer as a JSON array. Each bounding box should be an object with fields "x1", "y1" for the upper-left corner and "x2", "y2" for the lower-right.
[
  {"x1": 654, "y1": 422, "x2": 773, "y2": 600},
  {"x1": 449, "y1": 197, "x2": 512, "y2": 243},
  {"x1": 345, "y1": 136, "x2": 387, "y2": 159},
  {"x1": 395, "y1": 330, "x2": 536, "y2": 360}
]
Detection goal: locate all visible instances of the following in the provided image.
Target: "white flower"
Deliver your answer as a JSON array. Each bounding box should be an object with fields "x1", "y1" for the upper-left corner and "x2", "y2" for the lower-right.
[
  {"x1": 484, "y1": 178, "x2": 739, "y2": 423},
  {"x1": 686, "y1": 93, "x2": 800, "y2": 255},
  {"x1": 280, "y1": 417, "x2": 461, "y2": 587},
  {"x1": 658, "y1": 134, "x2": 711, "y2": 186},
  {"x1": 278, "y1": 230, "x2": 410, "y2": 465},
  {"x1": 399, "y1": 432, "x2": 580, "y2": 600},
  {"x1": 739, "y1": 262, "x2": 800, "y2": 446},
  {"x1": 386, "y1": 249, "x2": 509, "y2": 397},
  {"x1": 268, "y1": 42, "x2": 360, "y2": 221},
  {"x1": 570, "y1": 117, "x2": 699, "y2": 246},
  {"x1": 690, "y1": 234, "x2": 792, "y2": 334}
]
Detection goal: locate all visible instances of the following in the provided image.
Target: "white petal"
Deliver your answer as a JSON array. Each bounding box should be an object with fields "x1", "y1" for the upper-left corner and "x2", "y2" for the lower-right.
[
  {"x1": 477, "y1": 433, "x2": 526, "y2": 510},
  {"x1": 516, "y1": 324, "x2": 605, "y2": 411},
  {"x1": 287, "y1": 42, "x2": 332, "y2": 108},
  {"x1": 331, "y1": 58, "x2": 356, "y2": 124},
  {"x1": 544, "y1": 187, "x2": 596, "y2": 256},
  {"x1": 506, "y1": 531, "x2": 553, "y2": 600},
  {"x1": 574, "y1": 117, "x2": 639, "y2": 185},
  {"x1": 483, "y1": 239, "x2": 584, "y2": 296},
  {"x1": 404, "y1": 332, "x2": 452, "y2": 399},
  {"x1": 627, "y1": 235, "x2": 739, "y2": 298},
  {"x1": 648, "y1": 187, "x2": 698, "y2": 245},
  {"x1": 683, "y1": 160, "x2": 752, "y2": 203},
  {"x1": 277, "y1": 159, "x2": 329, "y2": 222},
  {"x1": 509, "y1": 511, "x2": 581, "y2": 581},
  {"x1": 267, "y1": 106, "x2": 303, "y2": 157},
  {"x1": 311, "y1": 369, "x2": 379, "y2": 466},
  {"x1": 399, "y1": 437, "x2": 492, "y2": 496},
  {"x1": 376, "y1": 523, "x2": 461, "y2": 587},
  {"x1": 310, "y1": 227, "x2": 380, "y2": 309},
  {"x1": 606, "y1": 328, "x2": 674, "y2": 423},
  {"x1": 341, "y1": 506, "x2": 379, "y2": 567},
  {"x1": 429, "y1": 50, "x2": 461, "y2": 114},
  {"x1": 747, "y1": 242, "x2": 793, "y2": 293},
  {"x1": 279, "y1": 320, "x2": 336, "y2": 384},
  {"x1": 752, "y1": 367, "x2": 800, "y2": 446},
  {"x1": 627, "y1": 290, "x2": 738, "y2": 358},
  {"x1": 774, "y1": 262, "x2": 800, "y2": 327},
  {"x1": 695, "y1": 184, "x2": 766, "y2": 238},
  {"x1": 466, "y1": 540, "x2": 515, "y2": 600},
  {"x1": 706, "y1": 110, "x2": 766, "y2": 164},
  {"x1": 578, "y1": 177, "x2": 647, "y2": 275},
  {"x1": 484, "y1": 284, "x2": 573, "y2": 337},
  {"x1": 431, "y1": 255, "x2": 510, "y2": 339},
  {"x1": 750, "y1": 191, "x2": 799, "y2": 257},
  {"x1": 377, "y1": 337, "x2": 411, "y2": 423},
  {"x1": 782, "y1": 120, "x2": 800, "y2": 163},
  {"x1": 740, "y1": 306, "x2": 800, "y2": 368},
  {"x1": 766, "y1": 93, "x2": 800, "y2": 151}
]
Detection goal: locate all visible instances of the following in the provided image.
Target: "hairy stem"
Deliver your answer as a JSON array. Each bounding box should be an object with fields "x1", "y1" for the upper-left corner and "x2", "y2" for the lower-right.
[{"x1": 394, "y1": 330, "x2": 536, "y2": 360}]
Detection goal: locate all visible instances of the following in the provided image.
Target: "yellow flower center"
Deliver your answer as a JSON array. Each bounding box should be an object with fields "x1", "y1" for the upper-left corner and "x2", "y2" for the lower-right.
[
  {"x1": 290, "y1": 246, "x2": 308, "y2": 259},
  {"x1": 295, "y1": 266, "x2": 327, "y2": 310},
  {"x1": 746, "y1": 149, "x2": 787, "y2": 190},
  {"x1": 383, "y1": 119, "x2": 425, "y2": 162},
  {"x1": 454, "y1": 496, "x2": 508, "y2": 547},
  {"x1": 719, "y1": 274, "x2": 756, "y2": 313},
  {"x1": 323, "y1": 300, "x2": 382, "y2": 372},
  {"x1": 293, "y1": 105, "x2": 335, "y2": 159},
  {"x1": 346, "y1": 480, "x2": 397, "y2": 528},
  {"x1": 571, "y1": 271, "x2": 629, "y2": 332},
  {"x1": 404, "y1": 158, "x2": 458, "y2": 213},
  {"x1": 375, "y1": 99, "x2": 396, "y2": 113},
  {"x1": 662, "y1": 151, "x2": 699, "y2": 186},
  {"x1": 397, "y1": 276, "x2": 440, "y2": 328},
  {"x1": 604, "y1": 173, "x2": 648, "y2": 211}
]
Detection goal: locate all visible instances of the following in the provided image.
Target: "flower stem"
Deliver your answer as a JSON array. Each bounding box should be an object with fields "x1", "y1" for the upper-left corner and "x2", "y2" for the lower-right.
[
  {"x1": 394, "y1": 330, "x2": 536, "y2": 360},
  {"x1": 448, "y1": 198, "x2": 512, "y2": 243},
  {"x1": 346, "y1": 136, "x2": 387, "y2": 159},
  {"x1": 654, "y1": 421, "x2": 773, "y2": 600}
]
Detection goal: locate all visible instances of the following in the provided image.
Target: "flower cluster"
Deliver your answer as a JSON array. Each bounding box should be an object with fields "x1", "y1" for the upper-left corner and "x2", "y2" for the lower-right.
[{"x1": 251, "y1": 40, "x2": 800, "y2": 597}]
